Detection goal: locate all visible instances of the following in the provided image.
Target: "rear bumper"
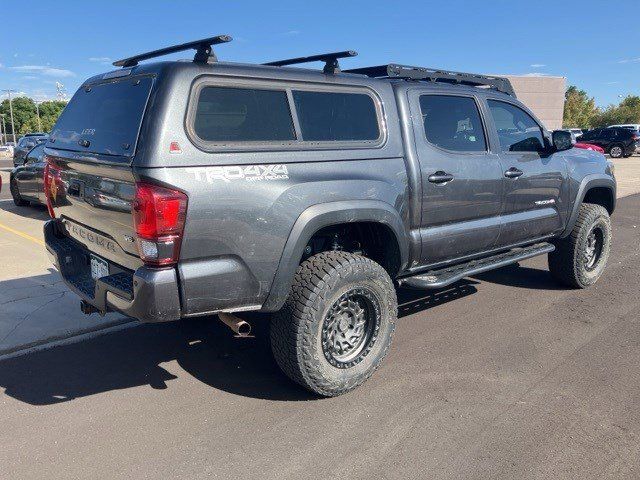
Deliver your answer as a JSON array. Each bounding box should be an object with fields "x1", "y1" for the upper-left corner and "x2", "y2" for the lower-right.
[{"x1": 44, "y1": 219, "x2": 181, "y2": 322}]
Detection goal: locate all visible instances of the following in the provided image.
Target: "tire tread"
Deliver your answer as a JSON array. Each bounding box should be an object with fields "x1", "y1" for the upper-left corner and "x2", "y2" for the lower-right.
[{"x1": 270, "y1": 251, "x2": 397, "y2": 396}]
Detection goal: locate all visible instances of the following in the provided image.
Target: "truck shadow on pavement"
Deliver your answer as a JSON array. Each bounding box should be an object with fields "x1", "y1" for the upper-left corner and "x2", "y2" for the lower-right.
[
  {"x1": 0, "y1": 201, "x2": 50, "y2": 221},
  {"x1": 0, "y1": 281, "x2": 482, "y2": 405},
  {"x1": 471, "y1": 262, "x2": 565, "y2": 290}
]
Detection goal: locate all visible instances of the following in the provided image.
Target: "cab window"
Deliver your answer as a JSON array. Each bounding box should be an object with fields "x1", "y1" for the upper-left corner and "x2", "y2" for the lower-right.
[{"x1": 487, "y1": 100, "x2": 545, "y2": 153}]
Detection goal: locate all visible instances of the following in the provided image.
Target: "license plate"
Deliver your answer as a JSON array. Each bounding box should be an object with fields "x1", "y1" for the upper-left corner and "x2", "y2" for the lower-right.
[{"x1": 90, "y1": 254, "x2": 109, "y2": 280}]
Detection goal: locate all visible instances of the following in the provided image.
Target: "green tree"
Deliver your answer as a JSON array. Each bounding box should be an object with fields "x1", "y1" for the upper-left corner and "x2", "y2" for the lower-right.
[
  {"x1": 563, "y1": 86, "x2": 598, "y2": 128},
  {"x1": 592, "y1": 95, "x2": 640, "y2": 127},
  {"x1": 0, "y1": 97, "x2": 67, "y2": 137}
]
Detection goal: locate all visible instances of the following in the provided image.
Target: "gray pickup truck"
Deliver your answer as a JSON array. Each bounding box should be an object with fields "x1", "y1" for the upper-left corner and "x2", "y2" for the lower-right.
[{"x1": 43, "y1": 36, "x2": 616, "y2": 396}]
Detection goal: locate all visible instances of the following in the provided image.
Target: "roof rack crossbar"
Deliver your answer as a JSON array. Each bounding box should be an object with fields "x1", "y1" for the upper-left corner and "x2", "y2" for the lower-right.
[
  {"x1": 263, "y1": 50, "x2": 357, "y2": 74},
  {"x1": 112, "y1": 35, "x2": 233, "y2": 68},
  {"x1": 345, "y1": 64, "x2": 515, "y2": 96}
]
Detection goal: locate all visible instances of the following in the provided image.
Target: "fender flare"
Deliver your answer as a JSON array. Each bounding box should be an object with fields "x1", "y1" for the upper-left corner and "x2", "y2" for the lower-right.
[
  {"x1": 561, "y1": 174, "x2": 616, "y2": 238},
  {"x1": 261, "y1": 200, "x2": 409, "y2": 312}
]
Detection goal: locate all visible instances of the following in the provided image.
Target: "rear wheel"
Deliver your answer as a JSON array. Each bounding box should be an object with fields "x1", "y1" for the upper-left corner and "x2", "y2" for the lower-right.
[
  {"x1": 609, "y1": 144, "x2": 624, "y2": 158},
  {"x1": 10, "y1": 178, "x2": 28, "y2": 207},
  {"x1": 270, "y1": 251, "x2": 397, "y2": 396},
  {"x1": 548, "y1": 203, "x2": 611, "y2": 288}
]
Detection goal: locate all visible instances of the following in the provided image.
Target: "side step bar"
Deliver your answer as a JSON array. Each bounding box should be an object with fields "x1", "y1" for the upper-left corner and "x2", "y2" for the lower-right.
[{"x1": 399, "y1": 243, "x2": 555, "y2": 290}]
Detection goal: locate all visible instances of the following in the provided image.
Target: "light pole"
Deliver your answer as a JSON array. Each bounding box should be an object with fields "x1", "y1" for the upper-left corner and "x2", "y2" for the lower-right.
[
  {"x1": 0, "y1": 114, "x2": 6, "y2": 144},
  {"x1": 0, "y1": 114, "x2": 4, "y2": 144},
  {"x1": 34, "y1": 100, "x2": 42, "y2": 132},
  {"x1": 1, "y1": 89, "x2": 17, "y2": 144}
]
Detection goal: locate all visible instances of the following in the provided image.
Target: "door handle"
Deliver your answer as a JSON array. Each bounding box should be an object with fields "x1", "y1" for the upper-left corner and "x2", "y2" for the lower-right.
[
  {"x1": 428, "y1": 171, "x2": 454, "y2": 184},
  {"x1": 504, "y1": 167, "x2": 523, "y2": 179}
]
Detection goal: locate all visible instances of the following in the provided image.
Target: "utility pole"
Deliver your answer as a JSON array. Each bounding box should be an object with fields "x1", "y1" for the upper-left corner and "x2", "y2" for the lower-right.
[
  {"x1": 34, "y1": 100, "x2": 42, "y2": 132},
  {"x1": 1, "y1": 90, "x2": 17, "y2": 144}
]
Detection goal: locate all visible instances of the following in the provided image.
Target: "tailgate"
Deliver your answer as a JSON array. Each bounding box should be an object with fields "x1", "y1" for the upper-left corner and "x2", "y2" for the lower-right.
[{"x1": 47, "y1": 156, "x2": 142, "y2": 271}]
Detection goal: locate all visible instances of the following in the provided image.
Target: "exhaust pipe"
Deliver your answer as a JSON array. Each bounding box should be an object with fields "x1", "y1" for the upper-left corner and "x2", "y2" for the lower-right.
[{"x1": 218, "y1": 312, "x2": 252, "y2": 337}]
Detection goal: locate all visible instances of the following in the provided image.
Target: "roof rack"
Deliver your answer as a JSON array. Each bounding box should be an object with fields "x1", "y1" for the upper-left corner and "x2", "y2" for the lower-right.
[
  {"x1": 263, "y1": 50, "x2": 357, "y2": 74},
  {"x1": 112, "y1": 35, "x2": 233, "y2": 68},
  {"x1": 344, "y1": 64, "x2": 515, "y2": 96}
]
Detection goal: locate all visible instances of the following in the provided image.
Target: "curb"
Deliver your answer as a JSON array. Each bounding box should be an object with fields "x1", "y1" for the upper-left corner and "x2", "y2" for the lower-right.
[{"x1": 0, "y1": 318, "x2": 137, "y2": 361}]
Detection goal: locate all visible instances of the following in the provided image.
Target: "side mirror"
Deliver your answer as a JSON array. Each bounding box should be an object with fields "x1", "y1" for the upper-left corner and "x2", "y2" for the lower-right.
[{"x1": 552, "y1": 130, "x2": 575, "y2": 151}]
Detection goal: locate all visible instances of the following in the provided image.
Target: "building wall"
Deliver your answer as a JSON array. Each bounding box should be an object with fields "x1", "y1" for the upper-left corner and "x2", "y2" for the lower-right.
[{"x1": 502, "y1": 75, "x2": 566, "y2": 130}]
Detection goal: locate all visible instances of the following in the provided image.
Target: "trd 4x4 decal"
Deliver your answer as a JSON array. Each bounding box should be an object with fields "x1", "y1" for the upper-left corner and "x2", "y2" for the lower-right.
[{"x1": 190, "y1": 164, "x2": 289, "y2": 183}]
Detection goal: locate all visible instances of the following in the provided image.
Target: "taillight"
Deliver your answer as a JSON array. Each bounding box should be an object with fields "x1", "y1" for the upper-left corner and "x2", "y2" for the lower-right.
[
  {"x1": 43, "y1": 156, "x2": 61, "y2": 218},
  {"x1": 632, "y1": 134, "x2": 639, "y2": 141},
  {"x1": 132, "y1": 182, "x2": 188, "y2": 266}
]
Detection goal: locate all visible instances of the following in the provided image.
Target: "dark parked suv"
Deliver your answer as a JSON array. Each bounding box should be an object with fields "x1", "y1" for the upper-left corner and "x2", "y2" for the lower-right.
[
  {"x1": 579, "y1": 127, "x2": 638, "y2": 158},
  {"x1": 43, "y1": 36, "x2": 616, "y2": 396},
  {"x1": 10, "y1": 143, "x2": 47, "y2": 206}
]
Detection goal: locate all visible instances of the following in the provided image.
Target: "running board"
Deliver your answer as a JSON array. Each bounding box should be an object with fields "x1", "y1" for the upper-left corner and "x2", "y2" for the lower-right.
[{"x1": 399, "y1": 243, "x2": 555, "y2": 290}]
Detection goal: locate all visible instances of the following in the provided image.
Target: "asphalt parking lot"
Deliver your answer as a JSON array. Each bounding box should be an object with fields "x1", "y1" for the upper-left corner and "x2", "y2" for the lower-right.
[{"x1": 0, "y1": 155, "x2": 639, "y2": 479}]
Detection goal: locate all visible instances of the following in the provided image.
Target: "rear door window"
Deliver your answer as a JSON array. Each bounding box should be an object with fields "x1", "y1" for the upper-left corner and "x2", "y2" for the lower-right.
[
  {"x1": 193, "y1": 86, "x2": 295, "y2": 142},
  {"x1": 419, "y1": 95, "x2": 487, "y2": 152},
  {"x1": 487, "y1": 100, "x2": 545, "y2": 153},
  {"x1": 292, "y1": 90, "x2": 380, "y2": 142}
]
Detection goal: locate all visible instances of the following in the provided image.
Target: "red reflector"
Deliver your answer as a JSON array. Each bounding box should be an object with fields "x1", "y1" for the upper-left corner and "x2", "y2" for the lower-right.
[
  {"x1": 132, "y1": 182, "x2": 188, "y2": 266},
  {"x1": 169, "y1": 142, "x2": 182, "y2": 154}
]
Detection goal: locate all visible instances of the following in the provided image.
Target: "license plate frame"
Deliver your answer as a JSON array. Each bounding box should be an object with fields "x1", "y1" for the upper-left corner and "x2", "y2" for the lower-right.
[{"x1": 90, "y1": 254, "x2": 109, "y2": 280}]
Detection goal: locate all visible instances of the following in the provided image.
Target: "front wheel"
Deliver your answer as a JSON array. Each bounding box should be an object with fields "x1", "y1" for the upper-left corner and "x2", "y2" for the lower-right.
[
  {"x1": 270, "y1": 251, "x2": 397, "y2": 396},
  {"x1": 548, "y1": 203, "x2": 611, "y2": 288}
]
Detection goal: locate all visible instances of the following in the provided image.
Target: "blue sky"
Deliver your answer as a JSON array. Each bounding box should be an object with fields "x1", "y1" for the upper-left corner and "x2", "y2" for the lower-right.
[{"x1": 1, "y1": 0, "x2": 638, "y2": 106}]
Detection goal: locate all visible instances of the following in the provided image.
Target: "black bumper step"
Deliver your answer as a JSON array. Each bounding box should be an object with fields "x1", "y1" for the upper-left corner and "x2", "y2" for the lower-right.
[{"x1": 399, "y1": 242, "x2": 555, "y2": 290}]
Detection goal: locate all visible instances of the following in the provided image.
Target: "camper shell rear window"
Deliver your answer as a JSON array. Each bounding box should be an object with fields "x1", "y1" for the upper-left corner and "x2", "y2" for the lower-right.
[{"x1": 49, "y1": 76, "x2": 153, "y2": 158}]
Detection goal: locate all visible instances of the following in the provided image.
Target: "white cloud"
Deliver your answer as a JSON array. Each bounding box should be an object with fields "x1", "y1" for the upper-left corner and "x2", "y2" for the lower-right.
[
  {"x1": 606, "y1": 81, "x2": 620, "y2": 85},
  {"x1": 0, "y1": 90, "x2": 28, "y2": 98},
  {"x1": 530, "y1": 63, "x2": 546, "y2": 68},
  {"x1": 0, "y1": 63, "x2": 4, "y2": 68},
  {"x1": 89, "y1": 56, "x2": 112, "y2": 63},
  {"x1": 9, "y1": 65, "x2": 75, "y2": 77},
  {"x1": 522, "y1": 72, "x2": 550, "y2": 77},
  {"x1": 283, "y1": 30, "x2": 301, "y2": 36},
  {"x1": 22, "y1": 75, "x2": 38, "y2": 80},
  {"x1": 618, "y1": 57, "x2": 640, "y2": 64}
]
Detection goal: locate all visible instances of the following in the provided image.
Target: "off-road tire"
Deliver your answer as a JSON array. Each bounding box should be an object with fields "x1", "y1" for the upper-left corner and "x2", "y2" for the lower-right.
[
  {"x1": 548, "y1": 203, "x2": 611, "y2": 288},
  {"x1": 10, "y1": 178, "x2": 28, "y2": 207},
  {"x1": 270, "y1": 251, "x2": 397, "y2": 397},
  {"x1": 608, "y1": 144, "x2": 624, "y2": 158}
]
